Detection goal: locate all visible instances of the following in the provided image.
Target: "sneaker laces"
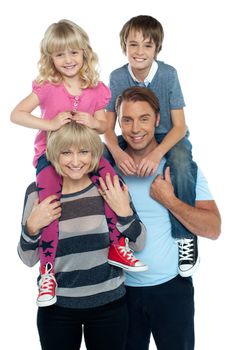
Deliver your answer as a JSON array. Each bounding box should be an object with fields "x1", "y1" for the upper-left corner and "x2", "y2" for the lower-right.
[
  {"x1": 178, "y1": 239, "x2": 194, "y2": 262},
  {"x1": 118, "y1": 238, "x2": 138, "y2": 263},
  {"x1": 39, "y1": 264, "x2": 56, "y2": 295}
]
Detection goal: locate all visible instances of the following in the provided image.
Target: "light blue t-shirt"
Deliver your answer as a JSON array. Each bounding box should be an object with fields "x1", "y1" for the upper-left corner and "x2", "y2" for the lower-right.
[{"x1": 119, "y1": 159, "x2": 213, "y2": 287}]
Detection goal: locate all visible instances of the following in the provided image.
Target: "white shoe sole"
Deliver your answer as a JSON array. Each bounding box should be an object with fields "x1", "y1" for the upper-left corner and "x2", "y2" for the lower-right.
[
  {"x1": 36, "y1": 295, "x2": 57, "y2": 307},
  {"x1": 108, "y1": 259, "x2": 148, "y2": 272},
  {"x1": 178, "y1": 256, "x2": 200, "y2": 278}
]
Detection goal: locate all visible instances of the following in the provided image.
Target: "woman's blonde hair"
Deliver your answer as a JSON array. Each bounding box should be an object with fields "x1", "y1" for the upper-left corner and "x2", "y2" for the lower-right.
[
  {"x1": 36, "y1": 19, "x2": 99, "y2": 87},
  {"x1": 46, "y1": 121, "x2": 103, "y2": 176}
]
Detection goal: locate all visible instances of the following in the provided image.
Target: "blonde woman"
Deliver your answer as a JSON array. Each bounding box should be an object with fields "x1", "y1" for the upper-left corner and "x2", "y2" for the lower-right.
[{"x1": 18, "y1": 122, "x2": 146, "y2": 350}]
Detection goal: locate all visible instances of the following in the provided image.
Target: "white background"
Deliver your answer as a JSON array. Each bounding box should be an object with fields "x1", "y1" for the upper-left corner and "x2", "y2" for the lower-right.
[{"x1": 0, "y1": 0, "x2": 232, "y2": 349}]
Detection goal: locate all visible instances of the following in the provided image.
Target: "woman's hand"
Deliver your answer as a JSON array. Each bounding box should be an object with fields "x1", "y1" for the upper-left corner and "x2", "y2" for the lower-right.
[
  {"x1": 26, "y1": 195, "x2": 61, "y2": 236},
  {"x1": 99, "y1": 173, "x2": 133, "y2": 217}
]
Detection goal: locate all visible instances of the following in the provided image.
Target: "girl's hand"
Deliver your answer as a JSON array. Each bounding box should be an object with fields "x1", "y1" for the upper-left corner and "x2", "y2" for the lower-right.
[
  {"x1": 26, "y1": 195, "x2": 61, "y2": 236},
  {"x1": 98, "y1": 173, "x2": 133, "y2": 217},
  {"x1": 49, "y1": 111, "x2": 72, "y2": 131},
  {"x1": 73, "y1": 111, "x2": 98, "y2": 129}
]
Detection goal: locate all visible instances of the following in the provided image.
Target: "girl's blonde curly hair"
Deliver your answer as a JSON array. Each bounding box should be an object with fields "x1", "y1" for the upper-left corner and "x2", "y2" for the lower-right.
[{"x1": 36, "y1": 19, "x2": 99, "y2": 88}]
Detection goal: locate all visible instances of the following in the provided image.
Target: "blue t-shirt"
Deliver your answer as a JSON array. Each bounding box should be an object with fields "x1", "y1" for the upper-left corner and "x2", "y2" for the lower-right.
[
  {"x1": 119, "y1": 159, "x2": 213, "y2": 287},
  {"x1": 107, "y1": 61, "x2": 185, "y2": 134}
]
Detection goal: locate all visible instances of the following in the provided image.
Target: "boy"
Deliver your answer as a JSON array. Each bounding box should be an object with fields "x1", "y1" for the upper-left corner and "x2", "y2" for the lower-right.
[{"x1": 104, "y1": 15, "x2": 198, "y2": 277}]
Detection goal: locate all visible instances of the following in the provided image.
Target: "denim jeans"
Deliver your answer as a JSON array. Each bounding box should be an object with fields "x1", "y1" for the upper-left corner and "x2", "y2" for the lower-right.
[
  {"x1": 110, "y1": 133, "x2": 198, "y2": 239},
  {"x1": 156, "y1": 133, "x2": 197, "y2": 239},
  {"x1": 125, "y1": 276, "x2": 195, "y2": 350}
]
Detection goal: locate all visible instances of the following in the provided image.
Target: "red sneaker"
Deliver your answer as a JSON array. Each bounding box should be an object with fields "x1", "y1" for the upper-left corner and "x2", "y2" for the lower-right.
[
  {"x1": 108, "y1": 237, "x2": 148, "y2": 272},
  {"x1": 36, "y1": 263, "x2": 57, "y2": 307}
]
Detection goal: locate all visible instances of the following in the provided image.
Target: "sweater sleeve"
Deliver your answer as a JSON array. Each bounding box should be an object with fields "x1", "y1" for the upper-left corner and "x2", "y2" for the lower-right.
[
  {"x1": 17, "y1": 183, "x2": 40, "y2": 267},
  {"x1": 116, "y1": 199, "x2": 146, "y2": 252}
]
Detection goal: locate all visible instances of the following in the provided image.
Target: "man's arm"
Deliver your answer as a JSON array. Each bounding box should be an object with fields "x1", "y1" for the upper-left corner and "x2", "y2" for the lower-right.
[{"x1": 150, "y1": 167, "x2": 221, "y2": 240}]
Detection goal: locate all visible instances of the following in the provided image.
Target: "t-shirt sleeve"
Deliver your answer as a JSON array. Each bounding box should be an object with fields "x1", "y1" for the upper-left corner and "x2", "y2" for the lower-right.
[
  {"x1": 168, "y1": 68, "x2": 186, "y2": 109},
  {"x1": 196, "y1": 168, "x2": 213, "y2": 200},
  {"x1": 32, "y1": 80, "x2": 49, "y2": 103},
  {"x1": 95, "y1": 82, "x2": 112, "y2": 110}
]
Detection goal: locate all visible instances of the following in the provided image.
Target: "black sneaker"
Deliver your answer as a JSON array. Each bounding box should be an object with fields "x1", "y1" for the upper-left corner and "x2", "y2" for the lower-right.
[{"x1": 177, "y1": 237, "x2": 200, "y2": 277}]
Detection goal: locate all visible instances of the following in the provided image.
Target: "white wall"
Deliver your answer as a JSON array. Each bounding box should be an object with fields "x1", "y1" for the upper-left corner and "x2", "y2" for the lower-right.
[{"x1": 0, "y1": 0, "x2": 232, "y2": 349}]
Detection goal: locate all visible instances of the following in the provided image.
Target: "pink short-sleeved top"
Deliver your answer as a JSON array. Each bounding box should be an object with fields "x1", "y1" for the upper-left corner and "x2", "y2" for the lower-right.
[{"x1": 32, "y1": 81, "x2": 111, "y2": 167}]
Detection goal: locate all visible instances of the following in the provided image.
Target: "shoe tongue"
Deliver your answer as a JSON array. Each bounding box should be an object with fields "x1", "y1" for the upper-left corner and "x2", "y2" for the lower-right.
[{"x1": 119, "y1": 237, "x2": 125, "y2": 246}]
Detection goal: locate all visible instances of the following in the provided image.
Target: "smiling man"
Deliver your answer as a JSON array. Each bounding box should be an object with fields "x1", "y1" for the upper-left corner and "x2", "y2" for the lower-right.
[{"x1": 109, "y1": 86, "x2": 221, "y2": 350}]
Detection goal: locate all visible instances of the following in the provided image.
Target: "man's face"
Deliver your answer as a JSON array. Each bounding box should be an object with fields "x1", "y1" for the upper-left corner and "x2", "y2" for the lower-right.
[{"x1": 118, "y1": 100, "x2": 159, "y2": 154}]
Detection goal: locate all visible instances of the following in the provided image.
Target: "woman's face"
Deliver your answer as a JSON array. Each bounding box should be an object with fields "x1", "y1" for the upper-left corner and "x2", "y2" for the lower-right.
[{"x1": 58, "y1": 145, "x2": 92, "y2": 180}]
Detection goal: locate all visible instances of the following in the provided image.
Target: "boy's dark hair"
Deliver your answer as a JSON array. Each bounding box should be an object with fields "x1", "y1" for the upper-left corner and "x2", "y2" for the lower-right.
[
  {"x1": 120, "y1": 15, "x2": 164, "y2": 58},
  {"x1": 116, "y1": 86, "x2": 160, "y2": 116}
]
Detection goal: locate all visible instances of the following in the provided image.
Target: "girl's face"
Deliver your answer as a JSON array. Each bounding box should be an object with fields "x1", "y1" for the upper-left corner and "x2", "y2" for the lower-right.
[
  {"x1": 59, "y1": 145, "x2": 92, "y2": 181},
  {"x1": 51, "y1": 48, "x2": 84, "y2": 79},
  {"x1": 125, "y1": 30, "x2": 156, "y2": 77}
]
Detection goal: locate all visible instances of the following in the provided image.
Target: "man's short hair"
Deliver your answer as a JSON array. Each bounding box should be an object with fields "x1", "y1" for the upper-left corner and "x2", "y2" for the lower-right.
[{"x1": 116, "y1": 86, "x2": 160, "y2": 117}]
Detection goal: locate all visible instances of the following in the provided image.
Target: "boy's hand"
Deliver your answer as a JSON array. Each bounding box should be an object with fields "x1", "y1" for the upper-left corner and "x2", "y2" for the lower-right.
[
  {"x1": 136, "y1": 148, "x2": 163, "y2": 177},
  {"x1": 113, "y1": 148, "x2": 137, "y2": 176}
]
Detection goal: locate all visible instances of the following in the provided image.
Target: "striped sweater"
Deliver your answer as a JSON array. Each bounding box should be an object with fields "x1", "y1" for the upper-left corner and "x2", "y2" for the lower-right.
[{"x1": 18, "y1": 182, "x2": 146, "y2": 309}]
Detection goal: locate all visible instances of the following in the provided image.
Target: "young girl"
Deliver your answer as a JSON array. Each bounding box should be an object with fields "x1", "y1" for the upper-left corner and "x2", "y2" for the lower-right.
[{"x1": 11, "y1": 19, "x2": 147, "y2": 308}]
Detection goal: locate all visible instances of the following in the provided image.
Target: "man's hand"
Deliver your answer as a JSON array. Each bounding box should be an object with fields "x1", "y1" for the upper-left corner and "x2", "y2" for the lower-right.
[{"x1": 150, "y1": 167, "x2": 176, "y2": 208}]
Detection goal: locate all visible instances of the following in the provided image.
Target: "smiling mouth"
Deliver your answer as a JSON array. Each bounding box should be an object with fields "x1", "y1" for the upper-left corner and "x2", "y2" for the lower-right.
[
  {"x1": 68, "y1": 165, "x2": 83, "y2": 171},
  {"x1": 130, "y1": 135, "x2": 145, "y2": 143},
  {"x1": 133, "y1": 57, "x2": 146, "y2": 62},
  {"x1": 63, "y1": 65, "x2": 76, "y2": 69}
]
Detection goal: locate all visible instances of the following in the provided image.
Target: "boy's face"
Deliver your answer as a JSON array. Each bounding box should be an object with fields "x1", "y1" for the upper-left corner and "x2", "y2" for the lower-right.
[{"x1": 125, "y1": 30, "x2": 156, "y2": 78}]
